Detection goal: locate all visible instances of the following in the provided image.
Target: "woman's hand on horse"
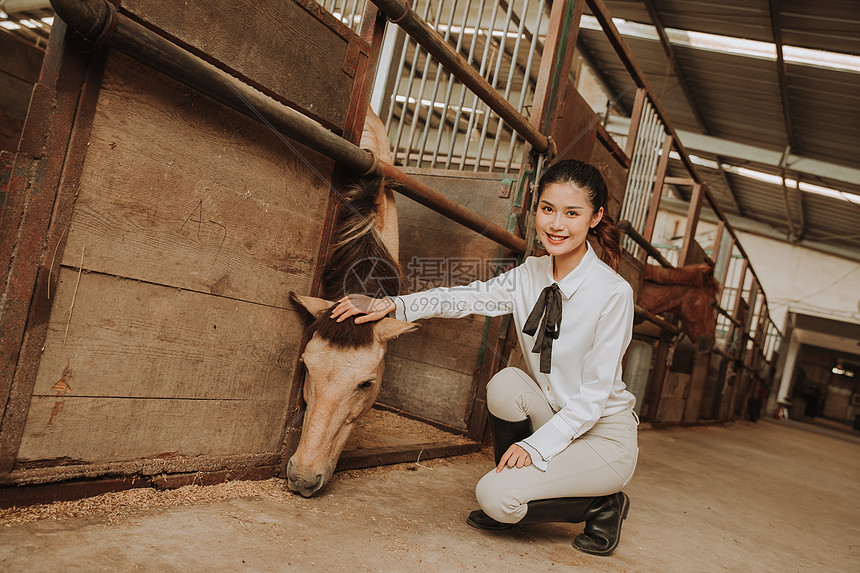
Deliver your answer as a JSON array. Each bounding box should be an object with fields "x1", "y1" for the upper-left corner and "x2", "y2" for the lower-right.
[
  {"x1": 331, "y1": 295, "x2": 396, "y2": 324},
  {"x1": 497, "y1": 444, "x2": 531, "y2": 472}
]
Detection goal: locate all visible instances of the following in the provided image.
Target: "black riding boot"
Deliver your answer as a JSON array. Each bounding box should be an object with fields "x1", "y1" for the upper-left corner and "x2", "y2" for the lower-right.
[
  {"x1": 469, "y1": 493, "x2": 630, "y2": 556},
  {"x1": 572, "y1": 492, "x2": 630, "y2": 555},
  {"x1": 466, "y1": 414, "x2": 531, "y2": 531}
]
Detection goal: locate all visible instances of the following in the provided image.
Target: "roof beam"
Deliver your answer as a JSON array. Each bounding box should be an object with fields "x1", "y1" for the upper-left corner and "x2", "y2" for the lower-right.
[
  {"x1": 640, "y1": 0, "x2": 744, "y2": 216},
  {"x1": 768, "y1": 0, "x2": 806, "y2": 240}
]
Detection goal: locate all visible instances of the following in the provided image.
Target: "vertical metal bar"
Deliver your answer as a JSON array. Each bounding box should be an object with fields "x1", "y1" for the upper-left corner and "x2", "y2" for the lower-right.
[
  {"x1": 625, "y1": 88, "x2": 647, "y2": 159},
  {"x1": 489, "y1": 0, "x2": 529, "y2": 171},
  {"x1": 445, "y1": 0, "x2": 489, "y2": 168},
  {"x1": 405, "y1": 0, "x2": 447, "y2": 167},
  {"x1": 347, "y1": 0, "x2": 361, "y2": 30},
  {"x1": 474, "y1": 0, "x2": 514, "y2": 171},
  {"x1": 459, "y1": 0, "x2": 502, "y2": 170},
  {"x1": 416, "y1": 0, "x2": 459, "y2": 167},
  {"x1": 392, "y1": 0, "x2": 434, "y2": 164},
  {"x1": 385, "y1": 27, "x2": 411, "y2": 134},
  {"x1": 634, "y1": 103, "x2": 659, "y2": 233},
  {"x1": 621, "y1": 98, "x2": 651, "y2": 253},
  {"x1": 634, "y1": 111, "x2": 662, "y2": 235},
  {"x1": 430, "y1": 0, "x2": 473, "y2": 167},
  {"x1": 505, "y1": 0, "x2": 544, "y2": 173}
]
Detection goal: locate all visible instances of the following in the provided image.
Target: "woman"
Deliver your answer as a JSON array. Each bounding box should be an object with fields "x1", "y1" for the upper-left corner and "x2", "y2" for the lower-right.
[{"x1": 330, "y1": 159, "x2": 638, "y2": 556}]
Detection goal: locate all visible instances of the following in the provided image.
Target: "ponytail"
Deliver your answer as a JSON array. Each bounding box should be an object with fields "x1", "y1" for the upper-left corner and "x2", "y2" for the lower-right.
[{"x1": 590, "y1": 214, "x2": 621, "y2": 271}]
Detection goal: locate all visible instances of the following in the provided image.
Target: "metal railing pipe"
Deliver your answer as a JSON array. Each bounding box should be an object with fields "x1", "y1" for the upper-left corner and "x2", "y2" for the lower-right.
[
  {"x1": 382, "y1": 163, "x2": 527, "y2": 253},
  {"x1": 370, "y1": 0, "x2": 551, "y2": 155},
  {"x1": 618, "y1": 220, "x2": 672, "y2": 268}
]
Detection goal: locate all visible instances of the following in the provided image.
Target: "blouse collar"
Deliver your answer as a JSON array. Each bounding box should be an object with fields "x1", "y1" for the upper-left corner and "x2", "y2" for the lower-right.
[{"x1": 546, "y1": 242, "x2": 598, "y2": 300}]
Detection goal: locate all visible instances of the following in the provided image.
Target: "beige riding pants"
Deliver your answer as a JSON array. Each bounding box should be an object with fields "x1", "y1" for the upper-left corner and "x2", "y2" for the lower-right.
[{"x1": 475, "y1": 367, "x2": 639, "y2": 524}]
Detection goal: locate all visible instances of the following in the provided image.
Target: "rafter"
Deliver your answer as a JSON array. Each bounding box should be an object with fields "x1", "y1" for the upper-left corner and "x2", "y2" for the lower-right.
[
  {"x1": 768, "y1": 0, "x2": 805, "y2": 240},
  {"x1": 641, "y1": 0, "x2": 744, "y2": 216}
]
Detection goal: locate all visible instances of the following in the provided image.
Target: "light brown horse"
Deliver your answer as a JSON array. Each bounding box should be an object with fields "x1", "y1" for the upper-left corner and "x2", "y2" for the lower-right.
[
  {"x1": 287, "y1": 110, "x2": 416, "y2": 497},
  {"x1": 638, "y1": 263, "x2": 719, "y2": 349}
]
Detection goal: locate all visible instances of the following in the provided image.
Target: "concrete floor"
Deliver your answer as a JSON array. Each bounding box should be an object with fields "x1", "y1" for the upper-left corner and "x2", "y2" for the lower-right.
[{"x1": 1, "y1": 419, "x2": 858, "y2": 572}]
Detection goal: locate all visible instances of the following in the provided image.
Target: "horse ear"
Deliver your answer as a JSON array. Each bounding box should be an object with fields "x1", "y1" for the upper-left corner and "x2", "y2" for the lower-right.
[
  {"x1": 374, "y1": 317, "x2": 419, "y2": 342},
  {"x1": 290, "y1": 292, "x2": 334, "y2": 317}
]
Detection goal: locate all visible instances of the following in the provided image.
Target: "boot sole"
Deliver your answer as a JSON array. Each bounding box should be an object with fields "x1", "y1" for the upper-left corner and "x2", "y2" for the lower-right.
[{"x1": 573, "y1": 492, "x2": 630, "y2": 556}]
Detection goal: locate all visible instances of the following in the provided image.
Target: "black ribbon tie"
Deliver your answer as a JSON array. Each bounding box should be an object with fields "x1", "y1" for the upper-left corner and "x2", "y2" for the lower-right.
[{"x1": 522, "y1": 283, "x2": 563, "y2": 373}]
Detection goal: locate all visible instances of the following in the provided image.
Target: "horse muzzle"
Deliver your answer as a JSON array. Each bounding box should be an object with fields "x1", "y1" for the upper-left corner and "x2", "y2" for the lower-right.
[{"x1": 286, "y1": 457, "x2": 330, "y2": 498}]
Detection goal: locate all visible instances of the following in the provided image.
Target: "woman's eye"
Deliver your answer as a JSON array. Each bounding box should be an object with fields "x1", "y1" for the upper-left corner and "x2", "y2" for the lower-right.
[
  {"x1": 567, "y1": 211, "x2": 578, "y2": 217},
  {"x1": 357, "y1": 380, "x2": 374, "y2": 390}
]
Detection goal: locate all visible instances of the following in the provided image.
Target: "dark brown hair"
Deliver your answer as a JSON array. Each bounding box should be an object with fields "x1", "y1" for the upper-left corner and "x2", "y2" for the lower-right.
[
  {"x1": 536, "y1": 159, "x2": 621, "y2": 271},
  {"x1": 314, "y1": 175, "x2": 404, "y2": 347}
]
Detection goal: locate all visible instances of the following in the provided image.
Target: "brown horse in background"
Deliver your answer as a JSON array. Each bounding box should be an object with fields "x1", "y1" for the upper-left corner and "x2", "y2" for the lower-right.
[{"x1": 638, "y1": 263, "x2": 719, "y2": 349}]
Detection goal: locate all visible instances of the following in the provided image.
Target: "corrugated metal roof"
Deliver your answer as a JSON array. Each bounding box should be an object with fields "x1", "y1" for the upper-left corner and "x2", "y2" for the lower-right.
[{"x1": 584, "y1": 0, "x2": 860, "y2": 258}]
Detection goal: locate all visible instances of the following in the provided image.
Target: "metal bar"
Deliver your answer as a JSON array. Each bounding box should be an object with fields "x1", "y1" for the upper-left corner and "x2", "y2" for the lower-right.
[
  {"x1": 767, "y1": 0, "x2": 794, "y2": 147},
  {"x1": 371, "y1": 0, "x2": 550, "y2": 154},
  {"x1": 381, "y1": 163, "x2": 527, "y2": 253},
  {"x1": 444, "y1": 0, "x2": 487, "y2": 169},
  {"x1": 404, "y1": 0, "x2": 446, "y2": 167},
  {"x1": 474, "y1": 0, "x2": 515, "y2": 171},
  {"x1": 430, "y1": 0, "x2": 473, "y2": 167},
  {"x1": 391, "y1": 0, "x2": 433, "y2": 164},
  {"x1": 505, "y1": 0, "x2": 544, "y2": 173},
  {"x1": 633, "y1": 107, "x2": 661, "y2": 235},
  {"x1": 618, "y1": 220, "x2": 672, "y2": 268},
  {"x1": 634, "y1": 305, "x2": 681, "y2": 335},
  {"x1": 459, "y1": 0, "x2": 502, "y2": 170},
  {"x1": 490, "y1": 0, "x2": 528, "y2": 171},
  {"x1": 416, "y1": 0, "x2": 460, "y2": 168}
]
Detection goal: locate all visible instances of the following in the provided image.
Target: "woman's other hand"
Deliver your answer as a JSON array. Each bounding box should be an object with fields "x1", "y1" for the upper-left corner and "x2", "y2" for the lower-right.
[
  {"x1": 330, "y1": 294, "x2": 396, "y2": 324},
  {"x1": 496, "y1": 444, "x2": 532, "y2": 472}
]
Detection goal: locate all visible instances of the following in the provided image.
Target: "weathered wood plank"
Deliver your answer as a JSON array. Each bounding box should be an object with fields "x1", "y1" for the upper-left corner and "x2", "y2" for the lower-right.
[
  {"x1": 552, "y1": 80, "x2": 598, "y2": 163},
  {"x1": 655, "y1": 372, "x2": 689, "y2": 423},
  {"x1": 31, "y1": 269, "x2": 303, "y2": 401},
  {"x1": 121, "y1": 0, "x2": 356, "y2": 131},
  {"x1": 380, "y1": 355, "x2": 475, "y2": 430},
  {"x1": 385, "y1": 316, "x2": 486, "y2": 375},
  {"x1": 589, "y1": 135, "x2": 629, "y2": 223},
  {"x1": 16, "y1": 396, "x2": 287, "y2": 464},
  {"x1": 0, "y1": 32, "x2": 44, "y2": 84},
  {"x1": 61, "y1": 53, "x2": 333, "y2": 308}
]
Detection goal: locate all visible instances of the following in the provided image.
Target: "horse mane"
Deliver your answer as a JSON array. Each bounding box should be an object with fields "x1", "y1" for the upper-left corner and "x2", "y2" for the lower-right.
[
  {"x1": 644, "y1": 263, "x2": 718, "y2": 290},
  {"x1": 312, "y1": 174, "x2": 404, "y2": 347}
]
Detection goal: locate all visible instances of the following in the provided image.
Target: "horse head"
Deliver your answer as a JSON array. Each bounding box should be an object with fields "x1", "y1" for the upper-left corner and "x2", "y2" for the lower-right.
[
  {"x1": 286, "y1": 294, "x2": 417, "y2": 497},
  {"x1": 640, "y1": 263, "x2": 719, "y2": 350}
]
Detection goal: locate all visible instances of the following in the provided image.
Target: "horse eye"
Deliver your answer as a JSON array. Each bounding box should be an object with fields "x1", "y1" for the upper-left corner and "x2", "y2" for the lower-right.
[{"x1": 357, "y1": 380, "x2": 374, "y2": 390}]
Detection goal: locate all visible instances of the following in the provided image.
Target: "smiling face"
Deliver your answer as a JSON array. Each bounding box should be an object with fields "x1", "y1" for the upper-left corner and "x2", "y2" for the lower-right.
[{"x1": 535, "y1": 182, "x2": 604, "y2": 278}]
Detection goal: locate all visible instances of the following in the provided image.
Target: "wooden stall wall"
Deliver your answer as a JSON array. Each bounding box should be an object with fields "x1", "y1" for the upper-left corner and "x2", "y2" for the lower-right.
[{"x1": 0, "y1": 0, "x2": 379, "y2": 487}]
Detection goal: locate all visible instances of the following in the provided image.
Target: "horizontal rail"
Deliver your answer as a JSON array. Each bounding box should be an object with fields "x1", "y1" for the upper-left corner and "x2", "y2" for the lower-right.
[
  {"x1": 634, "y1": 305, "x2": 681, "y2": 335},
  {"x1": 370, "y1": 0, "x2": 551, "y2": 155},
  {"x1": 618, "y1": 220, "x2": 672, "y2": 267},
  {"x1": 50, "y1": 0, "x2": 526, "y2": 255}
]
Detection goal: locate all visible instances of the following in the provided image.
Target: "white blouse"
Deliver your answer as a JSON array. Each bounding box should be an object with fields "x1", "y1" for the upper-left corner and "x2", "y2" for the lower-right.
[{"x1": 392, "y1": 242, "x2": 635, "y2": 470}]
